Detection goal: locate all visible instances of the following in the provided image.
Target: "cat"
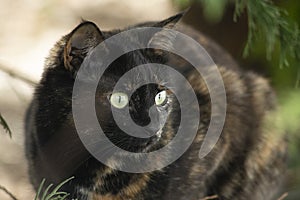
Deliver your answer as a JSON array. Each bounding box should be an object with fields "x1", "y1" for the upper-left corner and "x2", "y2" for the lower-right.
[{"x1": 25, "y1": 12, "x2": 287, "y2": 200}]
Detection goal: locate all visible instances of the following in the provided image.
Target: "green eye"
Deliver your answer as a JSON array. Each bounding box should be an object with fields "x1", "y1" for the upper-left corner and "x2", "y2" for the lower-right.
[
  {"x1": 110, "y1": 92, "x2": 128, "y2": 109},
  {"x1": 155, "y1": 90, "x2": 167, "y2": 106}
]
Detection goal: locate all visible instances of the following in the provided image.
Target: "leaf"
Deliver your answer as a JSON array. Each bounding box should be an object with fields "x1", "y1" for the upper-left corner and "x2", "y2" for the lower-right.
[
  {"x1": 45, "y1": 177, "x2": 74, "y2": 200},
  {"x1": 35, "y1": 178, "x2": 46, "y2": 200},
  {"x1": 41, "y1": 183, "x2": 53, "y2": 200},
  {"x1": 35, "y1": 176, "x2": 74, "y2": 200}
]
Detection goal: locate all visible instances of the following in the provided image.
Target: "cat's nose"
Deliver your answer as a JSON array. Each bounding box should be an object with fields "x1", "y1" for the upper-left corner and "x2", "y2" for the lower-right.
[
  {"x1": 132, "y1": 106, "x2": 161, "y2": 137},
  {"x1": 145, "y1": 105, "x2": 167, "y2": 134},
  {"x1": 122, "y1": 105, "x2": 167, "y2": 138}
]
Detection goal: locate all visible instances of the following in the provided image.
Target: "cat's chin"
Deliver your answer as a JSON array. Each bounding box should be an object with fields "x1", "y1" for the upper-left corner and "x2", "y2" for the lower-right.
[{"x1": 111, "y1": 129, "x2": 164, "y2": 153}]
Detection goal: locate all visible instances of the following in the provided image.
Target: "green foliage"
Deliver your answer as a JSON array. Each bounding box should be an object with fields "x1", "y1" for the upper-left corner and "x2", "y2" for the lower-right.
[
  {"x1": 0, "y1": 113, "x2": 11, "y2": 138},
  {"x1": 201, "y1": 0, "x2": 228, "y2": 23},
  {"x1": 277, "y1": 91, "x2": 300, "y2": 167},
  {"x1": 234, "y1": 0, "x2": 300, "y2": 68},
  {"x1": 35, "y1": 177, "x2": 74, "y2": 200},
  {"x1": 173, "y1": 0, "x2": 300, "y2": 76},
  {"x1": 278, "y1": 91, "x2": 300, "y2": 134}
]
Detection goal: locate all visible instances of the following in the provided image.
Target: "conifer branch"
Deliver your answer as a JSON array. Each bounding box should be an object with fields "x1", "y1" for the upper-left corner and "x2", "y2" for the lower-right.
[{"x1": 234, "y1": 0, "x2": 300, "y2": 68}]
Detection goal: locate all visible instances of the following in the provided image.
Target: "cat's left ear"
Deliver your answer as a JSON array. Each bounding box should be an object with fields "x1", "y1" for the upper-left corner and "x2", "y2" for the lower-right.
[
  {"x1": 64, "y1": 21, "x2": 105, "y2": 72},
  {"x1": 153, "y1": 10, "x2": 186, "y2": 29},
  {"x1": 148, "y1": 11, "x2": 187, "y2": 53}
]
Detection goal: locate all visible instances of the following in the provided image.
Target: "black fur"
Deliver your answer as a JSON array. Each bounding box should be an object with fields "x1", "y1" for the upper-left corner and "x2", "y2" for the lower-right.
[{"x1": 25, "y1": 13, "x2": 287, "y2": 200}]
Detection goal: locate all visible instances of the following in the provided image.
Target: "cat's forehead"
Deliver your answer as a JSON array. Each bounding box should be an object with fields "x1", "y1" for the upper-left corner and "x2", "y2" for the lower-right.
[
  {"x1": 102, "y1": 49, "x2": 162, "y2": 77},
  {"x1": 101, "y1": 30, "x2": 150, "y2": 52},
  {"x1": 100, "y1": 66, "x2": 162, "y2": 92}
]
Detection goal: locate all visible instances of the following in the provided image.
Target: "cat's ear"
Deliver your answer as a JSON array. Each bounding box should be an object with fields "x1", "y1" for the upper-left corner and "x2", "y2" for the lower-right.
[
  {"x1": 64, "y1": 21, "x2": 104, "y2": 72},
  {"x1": 147, "y1": 11, "x2": 187, "y2": 55},
  {"x1": 153, "y1": 10, "x2": 186, "y2": 29}
]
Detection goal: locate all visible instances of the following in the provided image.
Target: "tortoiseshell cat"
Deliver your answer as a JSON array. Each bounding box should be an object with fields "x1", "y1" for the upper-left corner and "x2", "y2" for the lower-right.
[{"x1": 25, "y1": 12, "x2": 287, "y2": 200}]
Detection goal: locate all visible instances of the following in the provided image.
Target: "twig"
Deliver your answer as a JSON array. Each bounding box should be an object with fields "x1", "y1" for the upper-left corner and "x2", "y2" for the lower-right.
[
  {"x1": 0, "y1": 185, "x2": 18, "y2": 200},
  {"x1": 277, "y1": 192, "x2": 288, "y2": 200},
  {"x1": 200, "y1": 194, "x2": 218, "y2": 200},
  {"x1": 0, "y1": 63, "x2": 37, "y2": 85},
  {"x1": 0, "y1": 113, "x2": 12, "y2": 138}
]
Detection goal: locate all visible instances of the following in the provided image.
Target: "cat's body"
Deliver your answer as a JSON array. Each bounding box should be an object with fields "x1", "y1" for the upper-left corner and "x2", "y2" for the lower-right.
[{"x1": 25, "y1": 13, "x2": 287, "y2": 200}]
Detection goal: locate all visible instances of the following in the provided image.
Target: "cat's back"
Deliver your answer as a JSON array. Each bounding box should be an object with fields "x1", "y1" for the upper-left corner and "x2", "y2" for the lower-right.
[{"x1": 162, "y1": 23, "x2": 288, "y2": 200}]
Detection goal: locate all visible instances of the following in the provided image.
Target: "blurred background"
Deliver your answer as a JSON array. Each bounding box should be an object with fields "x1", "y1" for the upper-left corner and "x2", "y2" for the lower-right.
[{"x1": 0, "y1": 0, "x2": 299, "y2": 199}]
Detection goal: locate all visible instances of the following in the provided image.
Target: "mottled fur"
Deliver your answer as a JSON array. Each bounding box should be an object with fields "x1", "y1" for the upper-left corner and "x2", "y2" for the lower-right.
[{"x1": 25, "y1": 13, "x2": 287, "y2": 200}]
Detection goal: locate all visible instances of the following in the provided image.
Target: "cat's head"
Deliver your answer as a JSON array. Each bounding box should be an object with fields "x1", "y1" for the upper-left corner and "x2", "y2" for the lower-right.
[
  {"x1": 61, "y1": 13, "x2": 185, "y2": 153},
  {"x1": 63, "y1": 12, "x2": 185, "y2": 73}
]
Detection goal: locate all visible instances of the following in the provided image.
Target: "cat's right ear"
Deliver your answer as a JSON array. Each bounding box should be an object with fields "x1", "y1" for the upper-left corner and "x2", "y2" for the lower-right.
[{"x1": 64, "y1": 22, "x2": 104, "y2": 72}]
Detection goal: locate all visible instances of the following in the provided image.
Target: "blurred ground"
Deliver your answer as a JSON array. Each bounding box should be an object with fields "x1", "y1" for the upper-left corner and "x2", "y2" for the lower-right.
[{"x1": 0, "y1": 1, "x2": 176, "y2": 199}]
